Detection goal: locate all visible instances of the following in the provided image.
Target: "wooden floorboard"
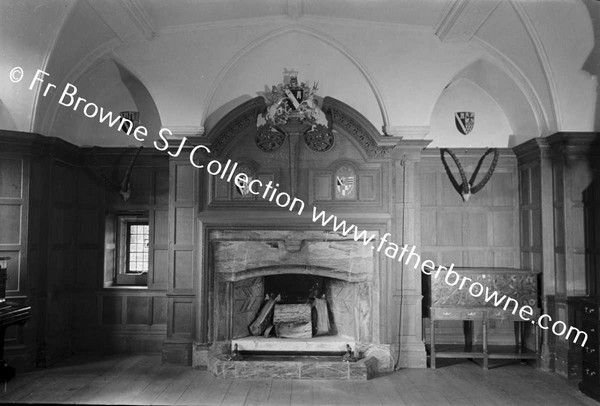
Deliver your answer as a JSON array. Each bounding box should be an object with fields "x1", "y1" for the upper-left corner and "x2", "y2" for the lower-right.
[
  {"x1": 290, "y1": 379, "x2": 313, "y2": 406},
  {"x1": 221, "y1": 379, "x2": 253, "y2": 405},
  {"x1": 175, "y1": 370, "x2": 215, "y2": 405},
  {"x1": 243, "y1": 379, "x2": 272, "y2": 406},
  {"x1": 0, "y1": 355, "x2": 597, "y2": 405}
]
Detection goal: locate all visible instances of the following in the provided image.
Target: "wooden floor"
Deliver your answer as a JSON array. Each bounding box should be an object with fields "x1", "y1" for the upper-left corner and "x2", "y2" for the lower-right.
[{"x1": 0, "y1": 355, "x2": 597, "y2": 405}]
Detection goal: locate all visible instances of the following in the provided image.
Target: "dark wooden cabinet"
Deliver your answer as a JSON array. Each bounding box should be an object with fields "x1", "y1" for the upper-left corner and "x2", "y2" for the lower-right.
[{"x1": 580, "y1": 300, "x2": 600, "y2": 401}]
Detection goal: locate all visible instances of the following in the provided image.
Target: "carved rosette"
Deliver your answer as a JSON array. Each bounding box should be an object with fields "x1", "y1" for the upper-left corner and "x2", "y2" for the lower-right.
[
  {"x1": 255, "y1": 125, "x2": 285, "y2": 152},
  {"x1": 304, "y1": 125, "x2": 334, "y2": 152}
]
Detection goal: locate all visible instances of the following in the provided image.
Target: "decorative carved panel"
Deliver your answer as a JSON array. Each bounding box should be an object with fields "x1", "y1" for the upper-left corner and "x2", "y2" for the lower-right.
[{"x1": 425, "y1": 268, "x2": 538, "y2": 307}]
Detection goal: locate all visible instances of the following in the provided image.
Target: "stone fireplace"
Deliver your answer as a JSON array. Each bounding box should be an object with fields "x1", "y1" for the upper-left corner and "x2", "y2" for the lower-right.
[
  {"x1": 202, "y1": 229, "x2": 393, "y2": 379},
  {"x1": 178, "y1": 96, "x2": 430, "y2": 377}
]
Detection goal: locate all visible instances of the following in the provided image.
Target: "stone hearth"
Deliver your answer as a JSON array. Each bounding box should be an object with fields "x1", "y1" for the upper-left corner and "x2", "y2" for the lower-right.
[{"x1": 208, "y1": 353, "x2": 377, "y2": 380}]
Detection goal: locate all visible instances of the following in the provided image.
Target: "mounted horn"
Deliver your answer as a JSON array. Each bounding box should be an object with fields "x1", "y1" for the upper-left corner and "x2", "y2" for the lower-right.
[
  {"x1": 89, "y1": 146, "x2": 144, "y2": 202},
  {"x1": 440, "y1": 148, "x2": 499, "y2": 202}
]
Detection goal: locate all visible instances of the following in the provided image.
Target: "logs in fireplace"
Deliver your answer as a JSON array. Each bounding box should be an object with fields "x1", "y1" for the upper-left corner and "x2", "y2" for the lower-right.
[{"x1": 248, "y1": 283, "x2": 332, "y2": 339}]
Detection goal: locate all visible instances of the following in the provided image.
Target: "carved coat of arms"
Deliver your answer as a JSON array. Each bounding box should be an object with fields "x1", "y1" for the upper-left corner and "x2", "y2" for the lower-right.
[
  {"x1": 335, "y1": 166, "x2": 356, "y2": 199},
  {"x1": 336, "y1": 176, "x2": 355, "y2": 196},
  {"x1": 455, "y1": 111, "x2": 475, "y2": 135},
  {"x1": 256, "y1": 70, "x2": 333, "y2": 153}
]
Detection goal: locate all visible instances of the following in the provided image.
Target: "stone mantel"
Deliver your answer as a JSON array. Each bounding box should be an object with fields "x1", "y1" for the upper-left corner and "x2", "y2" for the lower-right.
[{"x1": 211, "y1": 230, "x2": 377, "y2": 283}]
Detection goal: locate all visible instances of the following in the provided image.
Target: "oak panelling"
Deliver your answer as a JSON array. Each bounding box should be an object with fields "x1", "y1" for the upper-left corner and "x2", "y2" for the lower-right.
[
  {"x1": 71, "y1": 149, "x2": 169, "y2": 355},
  {"x1": 2, "y1": 253, "x2": 20, "y2": 292},
  {"x1": 174, "y1": 250, "x2": 193, "y2": 289},
  {"x1": 152, "y1": 249, "x2": 168, "y2": 285},
  {"x1": 164, "y1": 157, "x2": 197, "y2": 362},
  {"x1": 214, "y1": 176, "x2": 230, "y2": 200},
  {"x1": 76, "y1": 249, "x2": 100, "y2": 287},
  {"x1": 465, "y1": 212, "x2": 487, "y2": 246},
  {"x1": 126, "y1": 297, "x2": 150, "y2": 325},
  {"x1": 314, "y1": 174, "x2": 331, "y2": 200},
  {"x1": 103, "y1": 296, "x2": 123, "y2": 325},
  {"x1": 0, "y1": 158, "x2": 22, "y2": 199},
  {"x1": 170, "y1": 299, "x2": 193, "y2": 339},
  {"x1": 154, "y1": 170, "x2": 169, "y2": 206},
  {"x1": 514, "y1": 138, "x2": 557, "y2": 371},
  {"x1": 419, "y1": 149, "x2": 520, "y2": 346},
  {"x1": 358, "y1": 174, "x2": 375, "y2": 201},
  {"x1": 0, "y1": 204, "x2": 21, "y2": 245},
  {"x1": 174, "y1": 207, "x2": 194, "y2": 244},
  {"x1": 169, "y1": 160, "x2": 196, "y2": 295},
  {"x1": 436, "y1": 211, "x2": 463, "y2": 246},
  {"x1": 419, "y1": 149, "x2": 519, "y2": 269},
  {"x1": 420, "y1": 172, "x2": 437, "y2": 206},
  {"x1": 175, "y1": 165, "x2": 194, "y2": 203},
  {"x1": 154, "y1": 210, "x2": 168, "y2": 244},
  {"x1": 153, "y1": 297, "x2": 167, "y2": 325}
]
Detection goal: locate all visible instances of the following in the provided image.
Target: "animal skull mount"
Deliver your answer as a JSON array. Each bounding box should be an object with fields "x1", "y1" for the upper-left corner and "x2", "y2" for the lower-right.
[
  {"x1": 440, "y1": 148, "x2": 499, "y2": 202},
  {"x1": 90, "y1": 146, "x2": 144, "y2": 202}
]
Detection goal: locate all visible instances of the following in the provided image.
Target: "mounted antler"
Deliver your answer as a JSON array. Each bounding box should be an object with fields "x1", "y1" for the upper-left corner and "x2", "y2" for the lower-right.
[
  {"x1": 90, "y1": 146, "x2": 144, "y2": 202},
  {"x1": 440, "y1": 148, "x2": 499, "y2": 202}
]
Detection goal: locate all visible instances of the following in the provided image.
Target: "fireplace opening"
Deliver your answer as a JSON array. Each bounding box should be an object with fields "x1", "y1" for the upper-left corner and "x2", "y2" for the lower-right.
[
  {"x1": 249, "y1": 273, "x2": 335, "y2": 339},
  {"x1": 265, "y1": 274, "x2": 325, "y2": 304},
  {"x1": 207, "y1": 231, "x2": 389, "y2": 378}
]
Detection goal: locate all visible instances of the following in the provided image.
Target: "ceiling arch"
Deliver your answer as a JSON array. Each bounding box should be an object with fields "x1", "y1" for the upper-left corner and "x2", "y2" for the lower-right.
[
  {"x1": 201, "y1": 25, "x2": 389, "y2": 135},
  {"x1": 435, "y1": 56, "x2": 546, "y2": 145}
]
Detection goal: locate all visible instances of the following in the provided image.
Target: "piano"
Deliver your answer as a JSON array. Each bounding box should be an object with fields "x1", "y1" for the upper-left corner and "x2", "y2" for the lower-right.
[{"x1": 0, "y1": 258, "x2": 31, "y2": 382}]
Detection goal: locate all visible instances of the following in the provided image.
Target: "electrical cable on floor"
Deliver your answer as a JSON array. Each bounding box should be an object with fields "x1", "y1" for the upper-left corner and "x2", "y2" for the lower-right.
[{"x1": 394, "y1": 154, "x2": 406, "y2": 371}]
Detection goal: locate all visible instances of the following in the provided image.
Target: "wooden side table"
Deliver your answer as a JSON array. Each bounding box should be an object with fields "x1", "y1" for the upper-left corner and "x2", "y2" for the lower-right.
[
  {"x1": 429, "y1": 307, "x2": 540, "y2": 369},
  {"x1": 423, "y1": 267, "x2": 541, "y2": 369}
]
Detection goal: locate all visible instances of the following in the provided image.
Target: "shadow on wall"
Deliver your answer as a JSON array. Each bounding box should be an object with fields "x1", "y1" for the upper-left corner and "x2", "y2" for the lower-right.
[{"x1": 582, "y1": 0, "x2": 600, "y2": 130}]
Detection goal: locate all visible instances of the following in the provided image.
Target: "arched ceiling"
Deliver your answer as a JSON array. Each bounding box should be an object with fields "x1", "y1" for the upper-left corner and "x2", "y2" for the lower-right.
[{"x1": 1, "y1": 0, "x2": 598, "y2": 147}]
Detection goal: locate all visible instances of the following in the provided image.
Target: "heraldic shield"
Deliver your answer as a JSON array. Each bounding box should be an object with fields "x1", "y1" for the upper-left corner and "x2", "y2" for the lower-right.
[{"x1": 455, "y1": 112, "x2": 475, "y2": 135}]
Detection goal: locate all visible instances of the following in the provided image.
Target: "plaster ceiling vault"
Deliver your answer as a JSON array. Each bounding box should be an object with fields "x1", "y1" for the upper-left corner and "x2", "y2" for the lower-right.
[{"x1": 1, "y1": 0, "x2": 599, "y2": 148}]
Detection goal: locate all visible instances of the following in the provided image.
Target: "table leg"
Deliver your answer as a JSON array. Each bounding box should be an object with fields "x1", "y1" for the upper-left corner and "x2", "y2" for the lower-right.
[
  {"x1": 535, "y1": 321, "x2": 540, "y2": 367},
  {"x1": 431, "y1": 319, "x2": 436, "y2": 369},
  {"x1": 463, "y1": 320, "x2": 473, "y2": 352},
  {"x1": 483, "y1": 319, "x2": 488, "y2": 370},
  {"x1": 514, "y1": 320, "x2": 523, "y2": 352}
]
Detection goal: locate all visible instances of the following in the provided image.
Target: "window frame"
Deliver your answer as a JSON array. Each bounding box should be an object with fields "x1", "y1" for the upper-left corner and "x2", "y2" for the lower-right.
[
  {"x1": 114, "y1": 213, "x2": 150, "y2": 287},
  {"x1": 124, "y1": 221, "x2": 150, "y2": 274}
]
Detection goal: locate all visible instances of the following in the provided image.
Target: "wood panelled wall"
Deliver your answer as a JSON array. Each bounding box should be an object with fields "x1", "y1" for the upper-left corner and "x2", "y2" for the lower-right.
[
  {"x1": 418, "y1": 149, "x2": 521, "y2": 345},
  {"x1": 162, "y1": 158, "x2": 198, "y2": 364},
  {"x1": 0, "y1": 131, "x2": 169, "y2": 370},
  {"x1": 74, "y1": 148, "x2": 169, "y2": 356},
  {"x1": 515, "y1": 133, "x2": 600, "y2": 378},
  {"x1": 0, "y1": 134, "x2": 33, "y2": 369}
]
